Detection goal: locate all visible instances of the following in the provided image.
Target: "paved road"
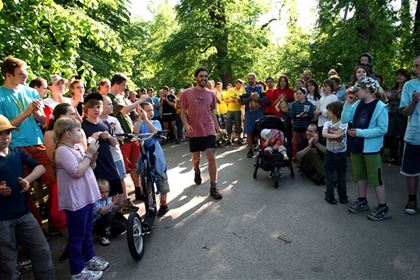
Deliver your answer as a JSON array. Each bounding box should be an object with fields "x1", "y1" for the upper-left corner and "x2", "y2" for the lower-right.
[{"x1": 28, "y1": 142, "x2": 419, "y2": 279}]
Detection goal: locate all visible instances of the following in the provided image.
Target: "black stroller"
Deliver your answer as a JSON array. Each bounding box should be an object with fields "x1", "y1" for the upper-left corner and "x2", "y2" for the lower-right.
[{"x1": 252, "y1": 115, "x2": 294, "y2": 188}]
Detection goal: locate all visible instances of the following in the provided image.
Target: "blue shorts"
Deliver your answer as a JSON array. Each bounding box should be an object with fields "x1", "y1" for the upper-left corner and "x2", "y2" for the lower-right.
[{"x1": 244, "y1": 110, "x2": 264, "y2": 135}]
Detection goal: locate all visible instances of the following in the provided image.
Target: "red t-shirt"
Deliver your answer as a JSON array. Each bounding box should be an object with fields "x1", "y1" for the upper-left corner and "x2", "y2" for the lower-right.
[
  {"x1": 265, "y1": 88, "x2": 281, "y2": 116},
  {"x1": 278, "y1": 88, "x2": 295, "y2": 102},
  {"x1": 180, "y1": 87, "x2": 216, "y2": 138}
]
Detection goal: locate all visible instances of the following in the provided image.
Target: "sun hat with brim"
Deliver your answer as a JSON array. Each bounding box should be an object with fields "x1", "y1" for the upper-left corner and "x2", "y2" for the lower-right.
[
  {"x1": 49, "y1": 74, "x2": 67, "y2": 85},
  {"x1": 350, "y1": 77, "x2": 380, "y2": 92},
  {"x1": 0, "y1": 115, "x2": 18, "y2": 132}
]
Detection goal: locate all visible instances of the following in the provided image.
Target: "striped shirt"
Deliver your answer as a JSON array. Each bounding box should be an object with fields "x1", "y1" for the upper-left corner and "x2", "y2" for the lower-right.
[{"x1": 290, "y1": 100, "x2": 315, "y2": 129}]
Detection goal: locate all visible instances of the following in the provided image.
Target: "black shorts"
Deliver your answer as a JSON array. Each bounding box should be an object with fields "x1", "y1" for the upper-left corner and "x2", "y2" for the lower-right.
[
  {"x1": 401, "y1": 142, "x2": 420, "y2": 176},
  {"x1": 162, "y1": 113, "x2": 177, "y2": 123},
  {"x1": 189, "y1": 135, "x2": 217, "y2": 152}
]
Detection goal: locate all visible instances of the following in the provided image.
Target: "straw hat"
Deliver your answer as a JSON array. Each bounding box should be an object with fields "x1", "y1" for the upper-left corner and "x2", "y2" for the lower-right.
[{"x1": 0, "y1": 115, "x2": 18, "y2": 132}]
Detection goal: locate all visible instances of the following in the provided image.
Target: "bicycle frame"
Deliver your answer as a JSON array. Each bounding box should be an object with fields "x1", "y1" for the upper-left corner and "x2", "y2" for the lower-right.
[{"x1": 116, "y1": 132, "x2": 165, "y2": 231}]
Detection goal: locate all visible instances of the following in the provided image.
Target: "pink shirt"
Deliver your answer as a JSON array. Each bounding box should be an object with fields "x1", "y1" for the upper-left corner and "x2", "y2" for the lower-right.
[
  {"x1": 180, "y1": 87, "x2": 216, "y2": 137},
  {"x1": 55, "y1": 144, "x2": 100, "y2": 211}
]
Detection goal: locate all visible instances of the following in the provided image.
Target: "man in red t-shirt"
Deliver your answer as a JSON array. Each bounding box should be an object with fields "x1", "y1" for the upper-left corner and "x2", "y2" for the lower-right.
[{"x1": 180, "y1": 67, "x2": 222, "y2": 200}]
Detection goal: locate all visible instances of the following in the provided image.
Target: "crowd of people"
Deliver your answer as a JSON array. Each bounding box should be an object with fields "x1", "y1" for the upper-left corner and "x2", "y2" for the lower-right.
[{"x1": 0, "y1": 53, "x2": 419, "y2": 280}]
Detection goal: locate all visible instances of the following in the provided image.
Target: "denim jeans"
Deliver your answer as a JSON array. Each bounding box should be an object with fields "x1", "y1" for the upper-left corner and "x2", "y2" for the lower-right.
[
  {"x1": 0, "y1": 213, "x2": 55, "y2": 280},
  {"x1": 324, "y1": 150, "x2": 347, "y2": 198},
  {"x1": 65, "y1": 204, "x2": 95, "y2": 275},
  {"x1": 226, "y1": 111, "x2": 242, "y2": 135}
]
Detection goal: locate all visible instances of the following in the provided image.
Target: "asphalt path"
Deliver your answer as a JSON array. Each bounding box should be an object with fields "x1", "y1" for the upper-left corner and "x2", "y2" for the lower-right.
[{"x1": 27, "y1": 141, "x2": 419, "y2": 280}]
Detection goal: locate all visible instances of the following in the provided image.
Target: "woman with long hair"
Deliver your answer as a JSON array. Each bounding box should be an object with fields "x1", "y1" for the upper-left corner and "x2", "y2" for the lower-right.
[{"x1": 276, "y1": 74, "x2": 295, "y2": 102}]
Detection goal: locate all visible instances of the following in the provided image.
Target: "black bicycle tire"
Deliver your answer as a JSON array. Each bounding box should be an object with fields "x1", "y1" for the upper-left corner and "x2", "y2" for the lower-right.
[{"x1": 127, "y1": 212, "x2": 145, "y2": 260}]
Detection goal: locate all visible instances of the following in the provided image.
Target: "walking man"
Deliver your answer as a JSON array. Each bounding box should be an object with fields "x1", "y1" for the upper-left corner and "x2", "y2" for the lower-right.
[{"x1": 180, "y1": 67, "x2": 222, "y2": 200}]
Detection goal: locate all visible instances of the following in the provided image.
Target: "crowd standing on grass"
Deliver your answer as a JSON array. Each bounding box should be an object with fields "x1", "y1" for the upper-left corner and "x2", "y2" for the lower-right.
[{"x1": 0, "y1": 54, "x2": 420, "y2": 279}]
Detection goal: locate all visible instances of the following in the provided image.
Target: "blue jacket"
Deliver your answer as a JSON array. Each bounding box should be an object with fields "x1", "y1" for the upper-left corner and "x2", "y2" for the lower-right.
[{"x1": 341, "y1": 99, "x2": 388, "y2": 153}]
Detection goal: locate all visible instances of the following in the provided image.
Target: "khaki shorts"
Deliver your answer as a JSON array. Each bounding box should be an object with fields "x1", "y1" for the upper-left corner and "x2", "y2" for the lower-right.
[{"x1": 350, "y1": 153, "x2": 383, "y2": 187}]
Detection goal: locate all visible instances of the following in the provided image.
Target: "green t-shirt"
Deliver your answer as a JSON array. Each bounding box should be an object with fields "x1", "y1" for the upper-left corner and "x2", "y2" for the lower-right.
[{"x1": 108, "y1": 93, "x2": 133, "y2": 133}]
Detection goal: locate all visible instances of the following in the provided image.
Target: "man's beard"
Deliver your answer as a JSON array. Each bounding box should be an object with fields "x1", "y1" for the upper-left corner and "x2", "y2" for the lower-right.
[{"x1": 198, "y1": 79, "x2": 207, "y2": 88}]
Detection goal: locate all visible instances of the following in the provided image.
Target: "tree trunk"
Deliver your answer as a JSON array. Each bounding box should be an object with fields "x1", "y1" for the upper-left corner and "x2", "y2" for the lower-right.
[
  {"x1": 355, "y1": 0, "x2": 373, "y2": 52},
  {"x1": 414, "y1": 0, "x2": 420, "y2": 54},
  {"x1": 209, "y1": 0, "x2": 233, "y2": 85}
]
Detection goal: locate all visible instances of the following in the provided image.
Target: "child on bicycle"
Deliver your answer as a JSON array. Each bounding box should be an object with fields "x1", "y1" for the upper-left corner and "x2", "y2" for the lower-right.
[
  {"x1": 94, "y1": 179, "x2": 127, "y2": 246},
  {"x1": 133, "y1": 102, "x2": 170, "y2": 217},
  {"x1": 54, "y1": 117, "x2": 110, "y2": 280}
]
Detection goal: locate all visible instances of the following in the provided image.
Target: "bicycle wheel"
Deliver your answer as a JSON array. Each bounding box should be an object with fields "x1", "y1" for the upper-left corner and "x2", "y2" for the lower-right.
[{"x1": 127, "y1": 212, "x2": 145, "y2": 260}]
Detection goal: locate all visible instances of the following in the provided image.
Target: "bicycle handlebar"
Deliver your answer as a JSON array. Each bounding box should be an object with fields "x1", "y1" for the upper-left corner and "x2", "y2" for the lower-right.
[{"x1": 115, "y1": 131, "x2": 167, "y2": 141}]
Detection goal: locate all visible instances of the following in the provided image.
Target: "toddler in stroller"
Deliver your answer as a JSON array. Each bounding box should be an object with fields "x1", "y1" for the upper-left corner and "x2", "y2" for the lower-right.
[
  {"x1": 260, "y1": 128, "x2": 289, "y2": 160},
  {"x1": 253, "y1": 115, "x2": 294, "y2": 188}
]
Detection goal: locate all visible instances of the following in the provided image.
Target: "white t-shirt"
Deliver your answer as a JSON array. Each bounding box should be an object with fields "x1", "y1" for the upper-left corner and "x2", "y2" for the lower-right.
[
  {"x1": 323, "y1": 120, "x2": 348, "y2": 153},
  {"x1": 317, "y1": 94, "x2": 338, "y2": 127},
  {"x1": 100, "y1": 115, "x2": 124, "y2": 163},
  {"x1": 43, "y1": 96, "x2": 71, "y2": 110}
]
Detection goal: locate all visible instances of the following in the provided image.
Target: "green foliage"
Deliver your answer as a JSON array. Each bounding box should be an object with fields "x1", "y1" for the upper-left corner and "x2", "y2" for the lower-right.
[
  {"x1": 157, "y1": 0, "x2": 270, "y2": 88},
  {"x1": 0, "y1": 0, "x2": 417, "y2": 91},
  {"x1": 310, "y1": 0, "x2": 412, "y2": 86},
  {"x1": 0, "y1": 0, "x2": 137, "y2": 88}
]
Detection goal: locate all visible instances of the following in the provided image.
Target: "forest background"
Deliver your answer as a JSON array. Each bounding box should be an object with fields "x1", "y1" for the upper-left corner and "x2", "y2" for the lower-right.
[{"x1": 0, "y1": 0, "x2": 419, "y2": 90}]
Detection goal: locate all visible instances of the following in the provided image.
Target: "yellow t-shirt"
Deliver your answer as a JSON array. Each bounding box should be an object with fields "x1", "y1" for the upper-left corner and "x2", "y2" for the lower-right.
[
  {"x1": 218, "y1": 91, "x2": 228, "y2": 114},
  {"x1": 224, "y1": 88, "x2": 243, "y2": 111}
]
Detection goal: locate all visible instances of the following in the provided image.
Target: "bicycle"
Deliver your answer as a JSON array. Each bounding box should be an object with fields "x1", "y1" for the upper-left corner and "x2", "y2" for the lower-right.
[{"x1": 116, "y1": 131, "x2": 166, "y2": 260}]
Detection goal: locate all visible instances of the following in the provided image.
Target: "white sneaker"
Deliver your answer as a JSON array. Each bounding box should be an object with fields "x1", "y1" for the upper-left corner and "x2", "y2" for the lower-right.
[
  {"x1": 100, "y1": 236, "x2": 111, "y2": 246},
  {"x1": 85, "y1": 256, "x2": 110, "y2": 271},
  {"x1": 71, "y1": 267, "x2": 103, "y2": 280}
]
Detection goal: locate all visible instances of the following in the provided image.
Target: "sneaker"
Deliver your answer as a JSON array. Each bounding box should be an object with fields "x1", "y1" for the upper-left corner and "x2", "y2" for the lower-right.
[
  {"x1": 325, "y1": 196, "x2": 337, "y2": 204},
  {"x1": 59, "y1": 247, "x2": 69, "y2": 263},
  {"x1": 348, "y1": 200, "x2": 370, "y2": 213},
  {"x1": 225, "y1": 140, "x2": 232, "y2": 146},
  {"x1": 85, "y1": 256, "x2": 110, "y2": 271},
  {"x1": 194, "y1": 169, "x2": 202, "y2": 185},
  {"x1": 210, "y1": 187, "x2": 223, "y2": 200},
  {"x1": 247, "y1": 149, "x2": 254, "y2": 158},
  {"x1": 367, "y1": 206, "x2": 392, "y2": 221},
  {"x1": 99, "y1": 236, "x2": 111, "y2": 246},
  {"x1": 404, "y1": 200, "x2": 417, "y2": 215},
  {"x1": 16, "y1": 259, "x2": 32, "y2": 275},
  {"x1": 175, "y1": 139, "x2": 181, "y2": 144},
  {"x1": 72, "y1": 267, "x2": 103, "y2": 280},
  {"x1": 157, "y1": 205, "x2": 169, "y2": 217}
]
